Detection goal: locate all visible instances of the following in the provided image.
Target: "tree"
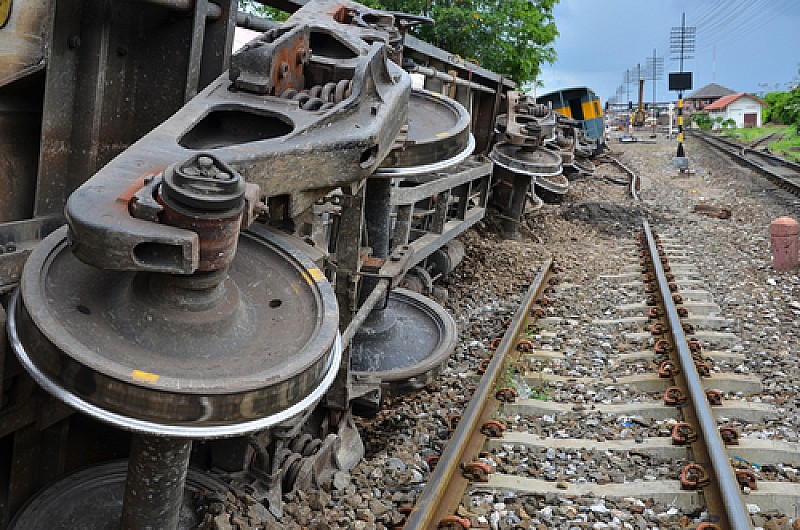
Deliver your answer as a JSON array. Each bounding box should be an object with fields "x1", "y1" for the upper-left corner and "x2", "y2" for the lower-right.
[
  {"x1": 239, "y1": 0, "x2": 290, "y2": 22},
  {"x1": 763, "y1": 88, "x2": 800, "y2": 125},
  {"x1": 373, "y1": 0, "x2": 559, "y2": 86}
]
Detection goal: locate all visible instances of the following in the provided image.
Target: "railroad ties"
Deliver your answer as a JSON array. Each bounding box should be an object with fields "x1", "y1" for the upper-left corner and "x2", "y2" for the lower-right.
[
  {"x1": 691, "y1": 129, "x2": 800, "y2": 195},
  {"x1": 401, "y1": 220, "x2": 800, "y2": 530}
]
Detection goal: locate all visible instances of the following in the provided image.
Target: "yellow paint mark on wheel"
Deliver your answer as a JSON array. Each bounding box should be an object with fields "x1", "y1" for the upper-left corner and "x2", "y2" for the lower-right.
[
  {"x1": 0, "y1": 0, "x2": 12, "y2": 29},
  {"x1": 308, "y1": 268, "x2": 325, "y2": 281},
  {"x1": 131, "y1": 370, "x2": 160, "y2": 384},
  {"x1": 435, "y1": 132, "x2": 450, "y2": 138}
]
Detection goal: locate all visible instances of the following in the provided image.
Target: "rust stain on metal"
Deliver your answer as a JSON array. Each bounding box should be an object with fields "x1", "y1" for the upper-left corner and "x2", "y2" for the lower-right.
[{"x1": 118, "y1": 175, "x2": 150, "y2": 203}]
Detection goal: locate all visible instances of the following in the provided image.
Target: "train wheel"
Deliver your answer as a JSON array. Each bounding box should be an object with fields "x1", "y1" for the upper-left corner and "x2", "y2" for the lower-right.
[{"x1": 9, "y1": 461, "x2": 228, "y2": 529}]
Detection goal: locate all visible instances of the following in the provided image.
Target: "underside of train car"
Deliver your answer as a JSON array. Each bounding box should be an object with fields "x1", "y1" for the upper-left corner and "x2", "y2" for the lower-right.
[{"x1": 0, "y1": 1, "x2": 601, "y2": 526}]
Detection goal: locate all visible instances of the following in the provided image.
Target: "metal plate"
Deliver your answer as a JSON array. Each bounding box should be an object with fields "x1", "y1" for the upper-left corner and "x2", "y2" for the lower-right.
[
  {"x1": 10, "y1": 224, "x2": 340, "y2": 437},
  {"x1": 378, "y1": 89, "x2": 471, "y2": 173},
  {"x1": 9, "y1": 462, "x2": 227, "y2": 529},
  {"x1": 350, "y1": 289, "x2": 457, "y2": 396}
]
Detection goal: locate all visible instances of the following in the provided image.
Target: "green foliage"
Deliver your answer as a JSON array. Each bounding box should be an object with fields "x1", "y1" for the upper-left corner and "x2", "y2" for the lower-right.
[
  {"x1": 722, "y1": 118, "x2": 736, "y2": 129},
  {"x1": 369, "y1": 0, "x2": 559, "y2": 85},
  {"x1": 770, "y1": 126, "x2": 800, "y2": 162},
  {"x1": 238, "y1": 0, "x2": 290, "y2": 22},
  {"x1": 692, "y1": 113, "x2": 712, "y2": 130},
  {"x1": 763, "y1": 87, "x2": 800, "y2": 125}
]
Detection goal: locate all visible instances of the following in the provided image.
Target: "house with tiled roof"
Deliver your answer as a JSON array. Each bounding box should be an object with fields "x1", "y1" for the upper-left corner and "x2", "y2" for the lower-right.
[
  {"x1": 704, "y1": 93, "x2": 768, "y2": 128},
  {"x1": 685, "y1": 83, "x2": 736, "y2": 111}
]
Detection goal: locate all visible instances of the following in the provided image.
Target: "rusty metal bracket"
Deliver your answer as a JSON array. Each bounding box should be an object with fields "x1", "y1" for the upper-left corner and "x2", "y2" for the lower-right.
[
  {"x1": 230, "y1": 25, "x2": 310, "y2": 95},
  {"x1": 735, "y1": 469, "x2": 758, "y2": 490},
  {"x1": 671, "y1": 422, "x2": 697, "y2": 445},
  {"x1": 688, "y1": 339, "x2": 703, "y2": 354},
  {"x1": 664, "y1": 386, "x2": 687, "y2": 406},
  {"x1": 495, "y1": 387, "x2": 518, "y2": 403},
  {"x1": 476, "y1": 358, "x2": 491, "y2": 375},
  {"x1": 695, "y1": 361, "x2": 712, "y2": 377},
  {"x1": 658, "y1": 360, "x2": 678, "y2": 378},
  {"x1": 705, "y1": 388, "x2": 723, "y2": 406},
  {"x1": 654, "y1": 339, "x2": 672, "y2": 354},
  {"x1": 461, "y1": 462, "x2": 490, "y2": 482},
  {"x1": 479, "y1": 420, "x2": 506, "y2": 438},
  {"x1": 680, "y1": 463, "x2": 711, "y2": 490},
  {"x1": 65, "y1": 0, "x2": 412, "y2": 275},
  {"x1": 719, "y1": 426, "x2": 740, "y2": 445}
]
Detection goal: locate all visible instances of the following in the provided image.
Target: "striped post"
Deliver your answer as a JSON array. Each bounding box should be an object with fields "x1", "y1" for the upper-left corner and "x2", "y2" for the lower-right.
[{"x1": 676, "y1": 91, "x2": 685, "y2": 157}]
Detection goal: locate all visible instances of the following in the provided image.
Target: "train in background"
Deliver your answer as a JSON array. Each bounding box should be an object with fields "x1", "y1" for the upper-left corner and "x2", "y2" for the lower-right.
[
  {"x1": 487, "y1": 87, "x2": 605, "y2": 237},
  {"x1": 537, "y1": 86, "x2": 607, "y2": 145}
]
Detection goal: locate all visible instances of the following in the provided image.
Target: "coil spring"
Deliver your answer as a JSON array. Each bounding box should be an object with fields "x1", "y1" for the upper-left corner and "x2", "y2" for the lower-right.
[
  {"x1": 280, "y1": 79, "x2": 353, "y2": 111},
  {"x1": 532, "y1": 103, "x2": 550, "y2": 117},
  {"x1": 277, "y1": 433, "x2": 324, "y2": 492}
]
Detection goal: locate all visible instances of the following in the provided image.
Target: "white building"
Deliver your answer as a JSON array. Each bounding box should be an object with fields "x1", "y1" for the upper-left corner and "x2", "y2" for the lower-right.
[{"x1": 703, "y1": 92, "x2": 768, "y2": 128}]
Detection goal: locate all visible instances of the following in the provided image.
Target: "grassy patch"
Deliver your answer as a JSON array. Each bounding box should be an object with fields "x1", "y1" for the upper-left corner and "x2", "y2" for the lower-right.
[
  {"x1": 770, "y1": 128, "x2": 800, "y2": 162},
  {"x1": 722, "y1": 125, "x2": 800, "y2": 161},
  {"x1": 528, "y1": 382, "x2": 552, "y2": 400},
  {"x1": 503, "y1": 357, "x2": 552, "y2": 400}
]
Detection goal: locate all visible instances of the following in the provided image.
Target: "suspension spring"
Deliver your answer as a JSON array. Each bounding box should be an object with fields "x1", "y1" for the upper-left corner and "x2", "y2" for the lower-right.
[{"x1": 280, "y1": 79, "x2": 353, "y2": 111}]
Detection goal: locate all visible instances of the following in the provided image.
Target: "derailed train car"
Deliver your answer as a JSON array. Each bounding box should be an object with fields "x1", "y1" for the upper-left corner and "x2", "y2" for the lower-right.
[
  {"x1": 0, "y1": 0, "x2": 601, "y2": 526},
  {"x1": 487, "y1": 88, "x2": 605, "y2": 238},
  {"x1": 537, "y1": 86, "x2": 606, "y2": 145}
]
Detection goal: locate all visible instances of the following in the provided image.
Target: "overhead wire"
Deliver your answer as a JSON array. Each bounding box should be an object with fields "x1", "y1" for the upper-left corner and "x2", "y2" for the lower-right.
[{"x1": 611, "y1": 0, "x2": 797, "y2": 101}]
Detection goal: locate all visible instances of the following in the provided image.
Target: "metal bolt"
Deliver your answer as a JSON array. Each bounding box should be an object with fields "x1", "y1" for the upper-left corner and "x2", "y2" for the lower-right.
[
  {"x1": 279, "y1": 61, "x2": 290, "y2": 79},
  {"x1": 197, "y1": 156, "x2": 214, "y2": 169},
  {"x1": 67, "y1": 35, "x2": 81, "y2": 49},
  {"x1": 117, "y1": 45, "x2": 128, "y2": 57}
]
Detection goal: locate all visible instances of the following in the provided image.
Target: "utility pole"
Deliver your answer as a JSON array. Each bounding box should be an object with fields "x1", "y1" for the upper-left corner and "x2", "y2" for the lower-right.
[
  {"x1": 625, "y1": 69, "x2": 631, "y2": 105},
  {"x1": 645, "y1": 49, "x2": 664, "y2": 134},
  {"x1": 712, "y1": 46, "x2": 716, "y2": 82},
  {"x1": 670, "y1": 12, "x2": 695, "y2": 160},
  {"x1": 647, "y1": 49, "x2": 663, "y2": 110}
]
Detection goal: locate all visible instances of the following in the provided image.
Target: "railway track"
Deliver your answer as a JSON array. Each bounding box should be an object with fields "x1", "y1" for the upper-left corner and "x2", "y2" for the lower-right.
[
  {"x1": 690, "y1": 129, "x2": 800, "y2": 194},
  {"x1": 402, "y1": 219, "x2": 800, "y2": 530}
]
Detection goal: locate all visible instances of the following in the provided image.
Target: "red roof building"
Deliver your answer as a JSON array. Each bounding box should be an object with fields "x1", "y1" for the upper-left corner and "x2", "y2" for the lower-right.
[{"x1": 703, "y1": 92, "x2": 768, "y2": 128}]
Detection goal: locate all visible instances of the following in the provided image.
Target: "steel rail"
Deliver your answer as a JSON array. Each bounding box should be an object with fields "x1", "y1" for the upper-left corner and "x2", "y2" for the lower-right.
[
  {"x1": 689, "y1": 130, "x2": 800, "y2": 192},
  {"x1": 642, "y1": 220, "x2": 751, "y2": 530},
  {"x1": 598, "y1": 154, "x2": 640, "y2": 201},
  {"x1": 403, "y1": 257, "x2": 553, "y2": 530}
]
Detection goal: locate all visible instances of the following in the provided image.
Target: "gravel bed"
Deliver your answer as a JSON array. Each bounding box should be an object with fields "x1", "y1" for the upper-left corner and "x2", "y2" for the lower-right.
[{"x1": 211, "y1": 132, "x2": 800, "y2": 529}]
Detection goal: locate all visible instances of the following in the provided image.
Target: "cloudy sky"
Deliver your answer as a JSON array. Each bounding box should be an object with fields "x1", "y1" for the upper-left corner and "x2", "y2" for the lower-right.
[{"x1": 536, "y1": 0, "x2": 800, "y2": 103}]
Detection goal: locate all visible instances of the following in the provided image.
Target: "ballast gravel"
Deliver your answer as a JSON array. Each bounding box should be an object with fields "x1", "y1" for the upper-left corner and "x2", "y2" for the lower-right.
[{"x1": 213, "y1": 131, "x2": 800, "y2": 530}]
